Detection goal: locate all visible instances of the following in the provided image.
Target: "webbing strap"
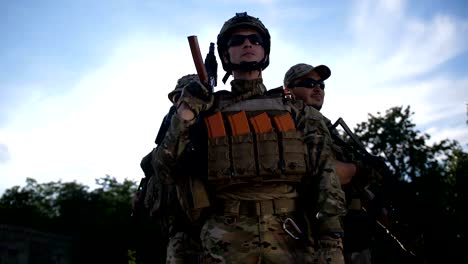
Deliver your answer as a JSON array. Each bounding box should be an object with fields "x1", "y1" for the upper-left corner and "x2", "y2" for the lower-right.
[{"x1": 221, "y1": 199, "x2": 296, "y2": 217}]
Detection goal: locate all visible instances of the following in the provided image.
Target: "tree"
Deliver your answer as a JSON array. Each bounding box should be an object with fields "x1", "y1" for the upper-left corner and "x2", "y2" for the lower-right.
[
  {"x1": 0, "y1": 178, "x2": 62, "y2": 230},
  {"x1": 0, "y1": 175, "x2": 138, "y2": 264},
  {"x1": 353, "y1": 105, "x2": 467, "y2": 263}
]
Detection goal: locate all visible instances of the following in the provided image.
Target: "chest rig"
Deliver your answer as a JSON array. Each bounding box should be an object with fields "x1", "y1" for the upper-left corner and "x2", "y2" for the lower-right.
[{"x1": 204, "y1": 93, "x2": 309, "y2": 191}]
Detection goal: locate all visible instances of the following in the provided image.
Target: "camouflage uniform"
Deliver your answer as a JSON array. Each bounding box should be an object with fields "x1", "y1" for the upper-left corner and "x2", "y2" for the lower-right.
[
  {"x1": 284, "y1": 63, "x2": 382, "y2": 264},
  {"x1": 283, "y1": 63, "x2": 346, "y2": 230},
  {"x1": 152, "y1": 13, "x2": 346, "y2": 264},
  {"x1": 321, "y1": 116, "x2": 374, "y2": 264},
  {"x1": 136, "y1": 74, "x2": 207, "y2": 264}
]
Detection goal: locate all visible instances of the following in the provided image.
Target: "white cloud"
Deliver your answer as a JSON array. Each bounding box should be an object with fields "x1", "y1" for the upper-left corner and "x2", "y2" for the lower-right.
[
  {"x1": 426, "y1": 124, "x2": 468, "y2": 147},
  {"x1": 376, "y1": 15, "x2": 468, "y2": 81},
  {"x1": 0, "y1": 143, "x2": 9, "y2": 164},
  {"x1": 321, "y1": 0, "x2": 468, "y2": 150},
  {"x1": 0, "y1": 33, "x2": 203, "y2": 193},
  {"x1": 346, "y1": 0, "x2": 468, "y2": 82}
]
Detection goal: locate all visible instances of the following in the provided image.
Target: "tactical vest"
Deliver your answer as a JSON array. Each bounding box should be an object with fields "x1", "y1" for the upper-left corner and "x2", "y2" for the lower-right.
[{"x1": 204, "y1": 94, "x2": 309, "y2": 191}]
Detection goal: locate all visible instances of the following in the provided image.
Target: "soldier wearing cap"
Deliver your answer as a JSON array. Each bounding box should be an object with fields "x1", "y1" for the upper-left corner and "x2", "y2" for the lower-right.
[
  {"x1": 284, "y1": 63, "x2": 330, "y2": 111},
  {"x1": 284, "y1": 63, "x2": 361, "y2": 185},
  {"x1": 284, "y1": 63, "x2": 385, "y2": 264},
  {"x1": 151, "y1": 13, "x2": 346, "y2": 263}
]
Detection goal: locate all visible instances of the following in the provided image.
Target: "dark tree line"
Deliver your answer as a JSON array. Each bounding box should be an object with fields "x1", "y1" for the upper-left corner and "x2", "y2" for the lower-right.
[
  {"x1": 0, "y1": 105, "x2": 466, "y2": 263},
  {"x1": 0, "y1": 176, "x2": 139, "y2": 264}
]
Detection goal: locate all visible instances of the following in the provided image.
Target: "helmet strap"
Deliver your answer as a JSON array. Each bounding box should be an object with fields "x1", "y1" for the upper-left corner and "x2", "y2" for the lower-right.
[
  {"x1": 222, "y1": 71, "x2": 231, "y2": 84},
  {"x1": 222, "y1": 56, "x2": 267, "y2": 83}
]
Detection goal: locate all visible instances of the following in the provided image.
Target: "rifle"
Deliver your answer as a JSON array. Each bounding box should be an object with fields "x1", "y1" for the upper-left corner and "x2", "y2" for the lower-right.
[
  {"x1": 330, "y1": 117, "x2": 392, "y2": 181},
  {"x1": 329, "y1": 117, "x2": 417, "y2": 258},
  {"x1": 187, "y1": 36, "x2": 217, "y2": 91}
]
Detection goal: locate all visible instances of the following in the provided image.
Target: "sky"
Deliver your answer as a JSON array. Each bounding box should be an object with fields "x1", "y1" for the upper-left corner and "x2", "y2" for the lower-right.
[{"x1": 1, "y1": 0, "x2": 467, "y2": 194}]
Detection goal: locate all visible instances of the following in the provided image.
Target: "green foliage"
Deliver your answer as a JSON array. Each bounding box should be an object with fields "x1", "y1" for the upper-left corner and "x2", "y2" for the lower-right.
[
  {"x1": 354, "y1": 106, "x2": 459, "y2": 182},
  {"x1": 128, "y1": 249, "x2": 137, "y2": 264}
]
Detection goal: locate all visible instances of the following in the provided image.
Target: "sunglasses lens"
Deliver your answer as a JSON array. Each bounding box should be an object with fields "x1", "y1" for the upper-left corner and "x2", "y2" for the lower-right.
[
  {"x1": 293, "y1": 79, "x2": 325, "y2": 89},
  {"x1": 227, "y1": 34, "x2": 263, "y2": 47},
  {"x1": 227, "y1": 35, "x2": 245, "y2": 46},
  {"x1": 248, "y1": 35, "x2": 263, "y2": 45}
]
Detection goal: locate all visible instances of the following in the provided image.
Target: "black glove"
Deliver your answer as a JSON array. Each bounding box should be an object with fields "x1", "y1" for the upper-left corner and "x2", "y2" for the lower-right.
[{"x1": 177, "y1": 80, "x2": 214, "y2": 117}]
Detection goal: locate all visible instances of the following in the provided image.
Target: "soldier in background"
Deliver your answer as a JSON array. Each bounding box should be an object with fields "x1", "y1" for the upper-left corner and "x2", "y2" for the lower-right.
[
  {"x1": 133, "y1": 74, "x2": 206, "y2": 264},
  {"x1": 151, "y1": 12, "x2": 346, "y2": 263},
  {"x1": 284, "y1": 63, "x2": 389, "y2": 264}
]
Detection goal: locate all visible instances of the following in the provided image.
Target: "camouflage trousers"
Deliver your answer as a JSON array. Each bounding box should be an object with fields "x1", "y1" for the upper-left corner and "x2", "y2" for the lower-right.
[
  {"x1": 316, "y1": 238, "x2": 345, "y2": 264},
  {"x1": 345, "y1": 248, "x2": 371, "y2": 264},
  {"x1": 199, "y1": 214, "x2": 316, "y2": 264},
  {"x1": 166, "y1": 215, "x2": 344, "y2": 264},
  {"x1": 166, "y1": 231, "x2": 204, "y2": 264}
]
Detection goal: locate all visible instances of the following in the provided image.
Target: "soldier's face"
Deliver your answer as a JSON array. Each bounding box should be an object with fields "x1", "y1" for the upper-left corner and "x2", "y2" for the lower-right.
[
  {"x1": 225, "y1": 28, "x2": 265, "y2": 65},
  {"x1": 290, "y1": 71, "x2": 325, "y2": 110}
]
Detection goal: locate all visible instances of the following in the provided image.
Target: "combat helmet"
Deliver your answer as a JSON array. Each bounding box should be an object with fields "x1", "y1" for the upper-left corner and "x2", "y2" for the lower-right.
[{"x1": 217, "y1": 12, "x2": 271, "y2": 83}]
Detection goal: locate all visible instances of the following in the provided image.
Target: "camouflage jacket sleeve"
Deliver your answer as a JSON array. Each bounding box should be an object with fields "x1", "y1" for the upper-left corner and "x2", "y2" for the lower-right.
[
  {"x1": 322, "y1": 116, "x2": 348, "y2": 162},
  {"x1": 151, "y1": 111, "x2": 195, "y2": 184},
  {"x1": 294, "y1": 102, "x2": 347, "y2": 234}
]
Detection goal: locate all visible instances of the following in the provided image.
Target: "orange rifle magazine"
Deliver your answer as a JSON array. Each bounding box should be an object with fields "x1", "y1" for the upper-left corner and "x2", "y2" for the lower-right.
[
  {"x1": 272, "y1": 113, "x2": 296, "y2": 132},
  {"x1": 249, "y1": 112, "x2": 273, "y2": 134},
  {"x1": 204, "y1": 111, "x2": 227, "y2": 138},
  {"x1": 227, "y1": 111, "x2": 250, "y2": 136}
]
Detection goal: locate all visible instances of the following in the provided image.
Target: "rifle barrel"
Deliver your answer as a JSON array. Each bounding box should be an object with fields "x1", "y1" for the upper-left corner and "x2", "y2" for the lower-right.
[{"x1": 187, "y1": 36, "x2": 209, "y2": 84}]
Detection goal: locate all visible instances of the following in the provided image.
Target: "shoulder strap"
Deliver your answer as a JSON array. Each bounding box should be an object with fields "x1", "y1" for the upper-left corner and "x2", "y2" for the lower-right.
[{"x1": 265, "y1": 86, "x2": 284, "y2": 97}]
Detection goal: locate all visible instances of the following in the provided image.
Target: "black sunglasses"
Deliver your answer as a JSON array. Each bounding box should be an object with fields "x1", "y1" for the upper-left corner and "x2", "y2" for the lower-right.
[
  {"x1": 227, "y1": 34, "x2": 264, "y2": 47},
  {"x1": 290, "y1": 78, "x2": 325, "y2": 90}
]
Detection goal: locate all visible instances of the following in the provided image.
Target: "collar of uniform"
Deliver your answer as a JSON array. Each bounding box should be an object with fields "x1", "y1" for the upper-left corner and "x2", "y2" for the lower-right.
[{"x1": 230, "y1": 78, "x2": 266, "y2": 99}]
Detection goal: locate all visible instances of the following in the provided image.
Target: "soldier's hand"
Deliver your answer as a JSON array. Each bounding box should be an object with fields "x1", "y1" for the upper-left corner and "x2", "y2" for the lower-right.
[{"x1": 177, "y1": 80, "x2": 214, "y2": 120}]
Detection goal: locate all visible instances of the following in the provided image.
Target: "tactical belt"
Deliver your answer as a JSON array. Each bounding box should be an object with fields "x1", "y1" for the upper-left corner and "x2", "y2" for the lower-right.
[{"x1": 217, "y1": 198, "x2": 296, "y2": 217}]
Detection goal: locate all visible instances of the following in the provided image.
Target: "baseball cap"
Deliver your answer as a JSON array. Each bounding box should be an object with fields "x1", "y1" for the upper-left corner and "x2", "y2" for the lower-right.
[{"x1": 283, "y1": 63, "x2": 331, "y2": 88}]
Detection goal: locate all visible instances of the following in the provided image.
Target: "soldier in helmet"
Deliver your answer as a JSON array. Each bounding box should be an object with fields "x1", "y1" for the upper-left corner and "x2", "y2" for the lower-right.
[{"x1": 151, "y1": 13, "x2": 346, "y2": 263}]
